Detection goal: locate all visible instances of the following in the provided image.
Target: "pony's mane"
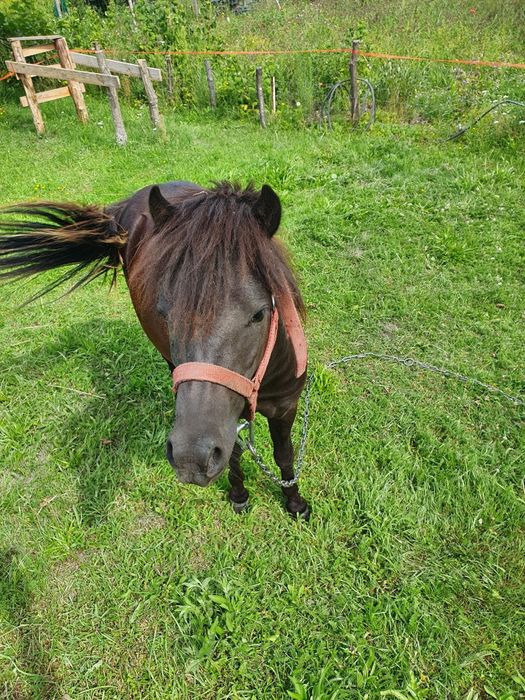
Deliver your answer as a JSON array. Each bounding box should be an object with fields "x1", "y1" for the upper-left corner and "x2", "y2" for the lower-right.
[{"x1": 154, "y1": 182, "x2": 305, "y2": 334}]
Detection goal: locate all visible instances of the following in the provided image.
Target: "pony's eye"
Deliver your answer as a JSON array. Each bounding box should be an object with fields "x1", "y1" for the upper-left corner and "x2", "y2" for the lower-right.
[{"x1": 250, "y1": 309, "x2": 265, "y2": 324}]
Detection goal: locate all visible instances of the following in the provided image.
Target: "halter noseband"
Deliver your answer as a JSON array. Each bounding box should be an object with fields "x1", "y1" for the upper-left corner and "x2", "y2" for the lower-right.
[{"x1": 171, "y1": 293, "x2": 306, "y2": 421}]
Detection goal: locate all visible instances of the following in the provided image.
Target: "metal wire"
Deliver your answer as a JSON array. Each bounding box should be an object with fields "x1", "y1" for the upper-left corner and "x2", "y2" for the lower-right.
[
  {"x1": 237, "y1": 352, "x2": 524, "y2": 487},
  {"x1": 445, "y1": 99, "x2": 525, "y2": 141},
  {"x1": 320, "y1": 77, "x2": 376, "y2": 131}
]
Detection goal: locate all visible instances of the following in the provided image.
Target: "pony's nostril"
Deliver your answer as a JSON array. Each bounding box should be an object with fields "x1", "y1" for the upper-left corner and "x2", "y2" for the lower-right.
[
  {"x1": 166, "y1": 438, "x2": 176, "y2": 468},
  {"x1": 166, "y1": 436, "x2": 225, "y2": 480},
  {"x1": 206, "y1": 446, "x2": 224, "y2": 478}
]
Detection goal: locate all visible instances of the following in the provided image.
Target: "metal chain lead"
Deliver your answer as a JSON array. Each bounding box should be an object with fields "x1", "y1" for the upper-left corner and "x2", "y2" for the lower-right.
[{"x1": 237, "y1": 352, "x2": 524, "y2": 488}]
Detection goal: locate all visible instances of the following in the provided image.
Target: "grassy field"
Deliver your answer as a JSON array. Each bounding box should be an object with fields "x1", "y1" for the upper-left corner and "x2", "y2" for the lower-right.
[{"x1": 0, "y1": 98, "x2": 524, "y2": 700}]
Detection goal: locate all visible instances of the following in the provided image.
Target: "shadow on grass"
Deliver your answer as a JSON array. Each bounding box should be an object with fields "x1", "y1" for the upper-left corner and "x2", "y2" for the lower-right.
[
  {"x1": 0, "y1": 548, "x2": 59, "y2": 698},
  {"x1": 4, "y1": 318, "x2": 174, "y2": 526},
  {"x1": 4, "y1": 315, "x2": 290, "y2": 526}
]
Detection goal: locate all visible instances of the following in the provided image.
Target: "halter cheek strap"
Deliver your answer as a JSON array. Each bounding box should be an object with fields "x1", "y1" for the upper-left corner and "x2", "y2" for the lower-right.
[
  {"x1": 172, "y1": 306, "x2": 280, "y2": 421},
  {"x1": 278, "y1": 291, "x2": 307, "y2": 377},
  {"x1": 171, "y1": 292, "x2": 307, "y2": 421}
]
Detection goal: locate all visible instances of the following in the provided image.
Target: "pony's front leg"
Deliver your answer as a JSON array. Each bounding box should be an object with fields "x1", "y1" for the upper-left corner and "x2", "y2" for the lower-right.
[
  {"x1": 228, "y1": 443, "x2": 250, "y2": 514},
  {"x1": 268, "y1": 413, "x2": 310, "y2": 519}
]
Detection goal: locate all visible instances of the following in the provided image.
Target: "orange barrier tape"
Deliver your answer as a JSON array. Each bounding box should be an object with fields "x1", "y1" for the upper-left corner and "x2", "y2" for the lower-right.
[
  {"x1": 73, "y1": 46, "x2": 525, "y2": 69},
  {"x1": 360, "y1": 50, "x2": 525, "y2": 70}
]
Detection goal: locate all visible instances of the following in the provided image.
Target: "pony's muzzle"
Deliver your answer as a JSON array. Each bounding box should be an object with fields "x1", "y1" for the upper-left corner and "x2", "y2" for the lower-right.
[{"x1": 166, "y1": 435, "x2": 227, "y2": 486}]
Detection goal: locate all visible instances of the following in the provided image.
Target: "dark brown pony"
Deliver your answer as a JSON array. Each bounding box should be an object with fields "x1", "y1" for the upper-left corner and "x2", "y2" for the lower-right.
[{"x1": 0, "y1": 181, "x2": 310, "y2": 517}]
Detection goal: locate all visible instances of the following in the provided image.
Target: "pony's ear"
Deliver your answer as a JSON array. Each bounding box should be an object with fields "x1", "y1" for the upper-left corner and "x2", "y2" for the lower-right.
[
  {"x1": 149, "y1": 185, "x2": 174, "y2": 226},
  {"x1": 253, "y1": 184, "x2": 281, "y2": 237}
]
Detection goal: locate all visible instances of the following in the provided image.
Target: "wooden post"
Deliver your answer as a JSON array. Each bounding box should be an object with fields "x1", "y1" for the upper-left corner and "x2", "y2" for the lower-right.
[
  {"x1": 349, "y1": 39, "x2": 360, "y2": 125},
  {"x1": 165, "y1": 55, "x2": 174, "y2": 99},
  {"x1": 255, "y1": 66, "x2": 266, "y2": 128},
  {"x1": 271, "y1": 75, "x2": 276, "y2": 114},
  {"x1": 54, "y1": 0, "x2": 63, "y2": 18},
  {"x1": 55, "y1": 36, "x2": 89, "y2": 124},
  {"x1": 127, "y1": 0, "x2": 138, "y2": 30},
  {"x1": 191, "y1": 0, "x2": 200, "y2": 17},
  {"x1": 94, "y1": 44, "x2": 128, "y2": 146},
  {"x1": 9, "y1": 39, "x2": 45, "y2": 135},
  {"x1": 137, "y1": 58, "x2": 162, "y2": 130},
  {"x1": 204, "y1": 60, "x2": 216, "y2": 109}
]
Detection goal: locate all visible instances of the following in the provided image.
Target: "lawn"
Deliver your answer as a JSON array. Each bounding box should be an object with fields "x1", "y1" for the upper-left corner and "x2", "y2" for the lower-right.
[{"x1": 0, "y1": 98, "x2": 524, "y2": 699}]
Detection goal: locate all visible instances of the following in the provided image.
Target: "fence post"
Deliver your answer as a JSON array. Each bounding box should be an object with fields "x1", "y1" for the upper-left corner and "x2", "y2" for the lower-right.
[
  {"x1": 349, "y1": 39, "x2": 360, "y2": 125},
  {"x1": 137, "y1": 58, "x2": 162, "y2": 131},
  {"x1": 9, "y1": 39, "x2": 45, "y2": 135},
  {"x1": 191, "y1": 0, "x2": 200, "y2": 17},
  {"x1": 127, "y1": 0, "x2": 138, "y2": 30},
  {"x1": 55, "y1": 36, "x2": 89, "y2": 124},
  {"x1": 271, "y1": 75, "x2": 276, "y2": 114},
  {"x1": 165, "y1": 55, "x2": 174, "y2": 100},
  {"x1": 204, "y1": 59, "x2": 217, "y2": 109},
  {"x1": 93, "y1": 43, "x2": 128, "y2": 146},
  {"x1": 256, "y1": 66, "x2": 266, "y2": 128}
]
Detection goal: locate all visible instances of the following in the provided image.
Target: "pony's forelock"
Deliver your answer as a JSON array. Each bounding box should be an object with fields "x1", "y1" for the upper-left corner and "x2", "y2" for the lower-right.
[{"x1": 153, "y1": 182, "x2": 304, "y2": 336}]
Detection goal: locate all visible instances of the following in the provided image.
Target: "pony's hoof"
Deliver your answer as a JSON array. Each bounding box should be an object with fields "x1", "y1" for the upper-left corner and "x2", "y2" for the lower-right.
[
  {"x1": 231, "y1": 498, "x2": 250, "y2": 514},
  {"x1": 288, "y1": 503, "x2": 311, "y2": 521}
]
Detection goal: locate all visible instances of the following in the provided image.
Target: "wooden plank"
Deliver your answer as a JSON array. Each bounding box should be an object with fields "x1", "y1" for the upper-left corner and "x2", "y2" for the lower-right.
[
  {"x1": 21, "y1": 44, "x2": 56, "y2": 58},
  {"x1": 137, "y1": 58, "x2": 162, "y2": 130},
  {"x1": 6, "y1": 61, "x2": 120, "y2": 88},
  {"x1": 94, "y1": 46, "x2": 127, "y2": 146},
  {"x1": 8, "y1": 35, "x2": 61, "y2": 42},
  {"x1": 9, "y1": 40, "x2": 45, "y2": 135},
  {"x1": 20, "y1": 84, "x2": 85, "y2": 107},
  {"x1": 55, "y1": 36, "x2": 89, "y2": 124},
  {"x1": 70, "y1": 52, "x2": 162, "y2": 81}
]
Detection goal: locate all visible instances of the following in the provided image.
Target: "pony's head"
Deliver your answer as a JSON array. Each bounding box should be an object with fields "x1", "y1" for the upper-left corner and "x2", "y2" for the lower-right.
[{"x1": 149, "y1": 182, "x2": 303, "y2": 486}]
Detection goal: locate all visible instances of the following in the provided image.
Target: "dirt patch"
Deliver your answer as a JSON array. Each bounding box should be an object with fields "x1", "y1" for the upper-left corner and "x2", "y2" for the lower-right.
[
  {"x1": 381, "y1": 320, "x2": 400, "y2": 337},
  {"x1": 132, "y1": 513, "x2": 167, "y2": 535},
  {"x1": 44, "y1": 551, "x2": 91, "y2": 607},
  {"x1": 347, "y1": 246, "x2": 364, "y2": 259}
]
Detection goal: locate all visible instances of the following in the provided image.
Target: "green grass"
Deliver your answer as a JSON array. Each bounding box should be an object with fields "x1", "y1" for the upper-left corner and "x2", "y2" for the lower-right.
[{"x1": 0, "y1": 99, "x2": 524, "y2": 700}]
